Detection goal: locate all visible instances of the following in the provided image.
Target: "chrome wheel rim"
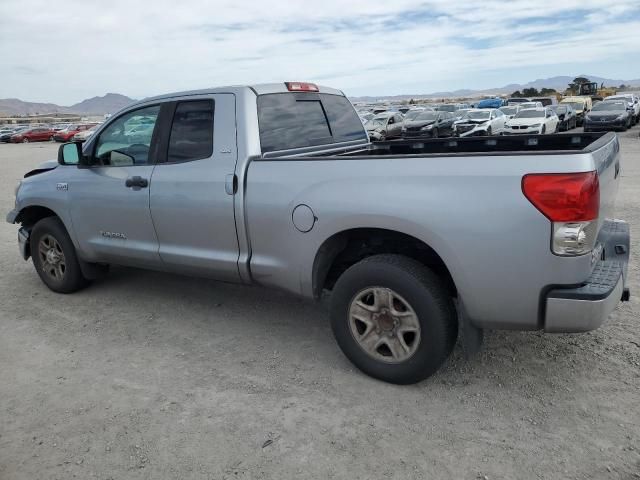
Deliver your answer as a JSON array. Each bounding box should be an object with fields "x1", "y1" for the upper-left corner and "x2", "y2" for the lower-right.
[
  {"x1": 38, "y1": 234, "x2": 66, "y2": 281},
  {"x1": 348, "y1": 287, "x2": 421, "y2": 363}
]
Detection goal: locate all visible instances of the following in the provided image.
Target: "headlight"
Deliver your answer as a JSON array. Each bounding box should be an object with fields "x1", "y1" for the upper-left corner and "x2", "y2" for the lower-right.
[
  {"x1": 531, "y1": 124, "x2": 542, "y2": 127},
  {"x1": 420, "y1": 124, "x2": 433, "y2": 130},
  {"x1": 617, "y1": 115, "x2": 625, "y2": 120}
]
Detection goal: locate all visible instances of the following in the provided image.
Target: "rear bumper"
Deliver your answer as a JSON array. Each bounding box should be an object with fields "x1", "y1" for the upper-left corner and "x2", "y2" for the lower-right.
[{"x1": 544, "y1": 219, "x2": 630, "y2": 333}]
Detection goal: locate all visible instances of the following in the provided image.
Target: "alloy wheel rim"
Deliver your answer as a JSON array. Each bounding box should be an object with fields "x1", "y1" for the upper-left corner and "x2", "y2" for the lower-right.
[
  {"x1": 348, "y1": 287, "x2": 421, "y2": 363},
  {"x1": 38, "y1": 234, "x2": 66, "y2": 281}
]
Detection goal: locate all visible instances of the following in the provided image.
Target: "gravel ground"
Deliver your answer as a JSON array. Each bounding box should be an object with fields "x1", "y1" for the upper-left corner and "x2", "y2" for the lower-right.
[{"x1": 0, "y1": 131, "x2": 639, "y2": 480}]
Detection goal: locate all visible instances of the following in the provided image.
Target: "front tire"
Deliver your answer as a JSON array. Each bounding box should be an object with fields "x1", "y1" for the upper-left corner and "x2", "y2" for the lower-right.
[
  {"x1": 22, "y1": 138, "x2": 29, "y2": 143},
  {"x1": 30, "y1": 217, "x2": 89, "y2": 293},
  {"x1": 329, "y1": 254, "x2": 457, "y2": 384}
]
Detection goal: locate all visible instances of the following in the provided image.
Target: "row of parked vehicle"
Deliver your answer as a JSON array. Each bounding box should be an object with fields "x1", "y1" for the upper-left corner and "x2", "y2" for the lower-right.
[
  {"x1": 0, "y1": 122, "x2": 101, "y2": 144},
  {"x1": 357, "y1": 92, "x2": 640, "y2": 141}
]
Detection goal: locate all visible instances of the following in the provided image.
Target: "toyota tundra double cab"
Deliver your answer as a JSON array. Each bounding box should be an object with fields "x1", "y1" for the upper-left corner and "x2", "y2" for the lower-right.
[{"x1": 7, "y1": 82, "x2": 630, "y2": 384}]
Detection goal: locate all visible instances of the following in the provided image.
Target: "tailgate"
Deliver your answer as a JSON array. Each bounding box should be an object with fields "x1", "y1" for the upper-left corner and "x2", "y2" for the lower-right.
[{"x1": 592, "y1": 134, "x2": 621, "y2": 234}]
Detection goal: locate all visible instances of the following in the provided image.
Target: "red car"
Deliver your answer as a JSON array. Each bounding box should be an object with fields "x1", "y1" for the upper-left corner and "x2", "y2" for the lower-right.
[
  {"x1": 10, "y1": 127, "x2": 55, "y2": 143},
  {"x1": 53, "y1": 123, "x2": 97, "y2": 142}
]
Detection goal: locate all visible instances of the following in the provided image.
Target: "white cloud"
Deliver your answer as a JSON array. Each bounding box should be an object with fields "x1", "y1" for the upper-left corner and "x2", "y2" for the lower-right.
[{"x1": 1, "y1": 0, "x2": 639, "y2": 103}]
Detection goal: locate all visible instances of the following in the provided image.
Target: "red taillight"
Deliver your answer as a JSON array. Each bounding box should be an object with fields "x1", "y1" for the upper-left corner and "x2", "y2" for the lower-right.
[
  {"x1": 522, "y1": 171, "x2": 599, "y2": 222},
  {"x1": 285, "y1": 82, "x2": 319, "y2": 92}
]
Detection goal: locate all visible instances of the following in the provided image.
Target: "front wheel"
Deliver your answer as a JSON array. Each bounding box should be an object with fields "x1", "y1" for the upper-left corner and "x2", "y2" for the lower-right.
[
  {"x1": 30, "y1": 217, "x2": 90, "y2": 293},
  {"x1": 22, "y1": 138, "x2": 29, "y2": 143},
  {"x1": 329, "y1": 254, "x2": 457, "y2": 384}
]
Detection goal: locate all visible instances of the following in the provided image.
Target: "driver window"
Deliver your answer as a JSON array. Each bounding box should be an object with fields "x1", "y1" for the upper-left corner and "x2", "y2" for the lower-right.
[{"x1": 94, "y1": 105, "x2": 160, "y2": 166}]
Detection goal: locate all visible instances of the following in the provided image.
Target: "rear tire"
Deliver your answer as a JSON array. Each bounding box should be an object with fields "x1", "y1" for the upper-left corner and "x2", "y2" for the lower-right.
[
  {"x1": 329, "y1": 254, "x2": 457, "y2": 384},
  {"x1": 30, "y1": 217, "x2": 90, "y2": 294}
]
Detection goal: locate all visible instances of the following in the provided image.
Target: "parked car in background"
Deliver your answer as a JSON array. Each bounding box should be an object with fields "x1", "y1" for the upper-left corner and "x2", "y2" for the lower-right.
[
  {"x1": 504, "y1": 108, "x2": 559, "y2": 134},
  {"x1": 476, "y1": 98, "x2": 505, "y2": 109},
  {"x1": 72, "y1": 125, "x2": 100, "y2": 142},
  {"x1": 402, "y1": 110, "x2": 455, "y2": 138},
  {"x1": 532, "y1": 97, "x2": 557, "y2": 107},
  {"x1": 0, "y1": 127, "x2": 29, "y2": 142},
  {"x1": 603, "y1": 94, "x2": 639, "y2": 124},
  {"x1": 499, "y1": 105, "x2": 521, "y2": 120},
  {"x1": 10, "y1": 126, "x2": 55, "y2": 143},
  {"x1": 365, "y1": 112, "x2": 403, "y2": 141},
  {"x1": 584, "y1": 100, "x2": 633, "y2": 132},
  {"x1": 53, "y1": 124, "x2": 97, "y2": 142},
  {"x1": 52, "y1": 123, "x2": 71, "y2": 132},
  {"x1": 358, "y1": 112, "x2": 374, "y2": 124},
  {"x1": 452, "y1": 108, "x2": 472, "y2": 121},
  {"x1": 560, "y1": 96, "x2": 593, "y2": 126},
  {"x1": 402, "y1": 108, "x2": 431, "y2": 124},
  {"x1": 507, "y1": 98, "x2": 531, "y2": 105},
  {"x1": 453, "y1": 108, "x2": 506, "y2": 137},
  {"x1": 434, "y1": 103, "x2": 461, "y2": 113},
  {"x1": 519, "y1": 101, "x2": 543, "y2": 110},
  {"x1": 550, "y1": 104, "x2": 577, "y2": 131}
]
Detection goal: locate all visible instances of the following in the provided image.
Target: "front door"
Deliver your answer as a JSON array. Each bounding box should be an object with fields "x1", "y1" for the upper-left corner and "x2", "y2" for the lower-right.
[
  {"x1": 67, "y1": 104, "x2": 165, "y2": 268},
  {"x1": 149, "y1": 94, "x2": 241, "y2": 282}
]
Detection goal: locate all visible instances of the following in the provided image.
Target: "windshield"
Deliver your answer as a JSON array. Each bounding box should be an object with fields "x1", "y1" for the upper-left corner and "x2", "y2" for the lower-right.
[
  {"x1": 500, "y1": 107, "x2": 518, "y2": 115},
  {"x1": 404, "y1": 110, "x2": 424, "y2": 121},
  {"x1": 414, "y1": 112, "x2": 438, "y2": 121},
  {"x1": 365, "y1": 118, "x2": 387, "y2": 128},
  {"x1": 565, "y1": 102, "x2": 584, "y2": 111},
  {"x1": 514, "y1": 110, "x2": 544, "y2": 119},
  {"x1": 464, "y1": 111, "x2": 490, "y2": 120},
  {"x1": 592, "y1": 102, "x2": 626, "y2": 112}
]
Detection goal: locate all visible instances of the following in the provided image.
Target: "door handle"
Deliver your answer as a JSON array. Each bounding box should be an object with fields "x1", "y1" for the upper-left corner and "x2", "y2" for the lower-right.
[{"x1": 125, "y1": 176, "x2": 148, "y2": 188}]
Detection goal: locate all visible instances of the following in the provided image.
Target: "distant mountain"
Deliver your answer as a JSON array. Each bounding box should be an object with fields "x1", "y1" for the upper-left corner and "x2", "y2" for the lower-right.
[
  {"x1": 350, "y1": 74, "x2": 640, "y2": 102},
  {"x1": 0, "y1": 98, "x2": 69, "y2": 116},
  {"x1": 69, "y1": 93, "x2": 135, "y2": 115},
  {"x1": 0, "y1": 93, "x2": 136, "y2": 117}
]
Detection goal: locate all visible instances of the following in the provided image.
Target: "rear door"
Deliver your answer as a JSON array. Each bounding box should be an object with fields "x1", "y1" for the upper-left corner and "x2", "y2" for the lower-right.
[{"x1": 149, "y1": 94, "x2": 241, "y2": 282}]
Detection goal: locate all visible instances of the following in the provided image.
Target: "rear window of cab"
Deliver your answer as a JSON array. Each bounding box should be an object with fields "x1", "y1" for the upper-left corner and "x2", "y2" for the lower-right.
[{"x1": 257, "y1": 93, "x2": 367, "y2": 153}]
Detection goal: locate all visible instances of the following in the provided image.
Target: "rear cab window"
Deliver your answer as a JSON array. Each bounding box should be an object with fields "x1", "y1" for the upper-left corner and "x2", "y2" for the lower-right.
[{"x1": 257, "y1": 93, "x2": 367, "y2": 153}]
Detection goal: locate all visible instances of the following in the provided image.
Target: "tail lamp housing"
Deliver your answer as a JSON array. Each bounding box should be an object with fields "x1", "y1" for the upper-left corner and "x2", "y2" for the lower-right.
[{"x1": 522, "y1": 171, "x2": 600, "y2": 256}]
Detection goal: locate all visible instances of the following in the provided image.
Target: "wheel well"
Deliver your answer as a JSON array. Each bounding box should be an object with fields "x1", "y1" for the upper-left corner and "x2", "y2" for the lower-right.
[
  {"x1": 313, "y1": 228, "x2": 457, "y2": 299},
  {"x1": 15, "y1": 206, "x2": 58, "y2": 228}
]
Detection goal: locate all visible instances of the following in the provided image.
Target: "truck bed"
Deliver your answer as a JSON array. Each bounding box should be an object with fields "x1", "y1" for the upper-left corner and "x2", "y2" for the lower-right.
[{"x1": 327, "y1": 132, "x2": 611, "y2": 158}]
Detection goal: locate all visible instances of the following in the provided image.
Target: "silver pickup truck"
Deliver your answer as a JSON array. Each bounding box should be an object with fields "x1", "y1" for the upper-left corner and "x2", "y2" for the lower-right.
[{"x1": 7, "y1": 82, "x2": 630, "y2": 384}]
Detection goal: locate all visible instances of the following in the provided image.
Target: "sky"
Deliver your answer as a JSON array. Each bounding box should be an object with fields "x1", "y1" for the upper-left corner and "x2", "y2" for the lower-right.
[{"x1": 1, "y1": 0, "x2": 640, "y2": 105}]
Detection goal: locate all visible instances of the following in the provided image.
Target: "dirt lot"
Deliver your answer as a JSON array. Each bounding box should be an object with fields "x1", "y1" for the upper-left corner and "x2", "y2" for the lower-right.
[{"x1": 0, "y1": 132, "x2": 639, "y2": 480}]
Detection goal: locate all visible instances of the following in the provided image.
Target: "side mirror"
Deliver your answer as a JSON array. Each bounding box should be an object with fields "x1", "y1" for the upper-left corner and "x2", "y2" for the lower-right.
[{"x1": 58, "y1": 142, "x2": 82, "y2": 165}]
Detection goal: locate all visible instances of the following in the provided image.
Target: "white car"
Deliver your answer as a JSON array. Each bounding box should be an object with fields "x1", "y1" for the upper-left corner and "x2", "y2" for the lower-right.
[
  {"x1": 498, "y1": 105, "x2": 521, "y2": 120},
  {"x1": 518, "y1": 101, "x2": 543, "y2": 110},
  {"x1": 504, "y1": 108, "x2": 559, "y2": 135},
  {"x1": 72, "y1": 125, "x2": 100, "y2": 142},
  {"x1": 453, "y1": 108, "x2": 506, "y2": 137}
]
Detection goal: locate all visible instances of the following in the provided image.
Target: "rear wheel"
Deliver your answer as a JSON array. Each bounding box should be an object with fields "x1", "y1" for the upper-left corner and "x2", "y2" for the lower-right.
[
  {"x1": 329, "y1": 254, "x2": 457, "y2": 384},
  {"x1": 30, "y1": 217, "x2": 89, "y2": 293}
]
